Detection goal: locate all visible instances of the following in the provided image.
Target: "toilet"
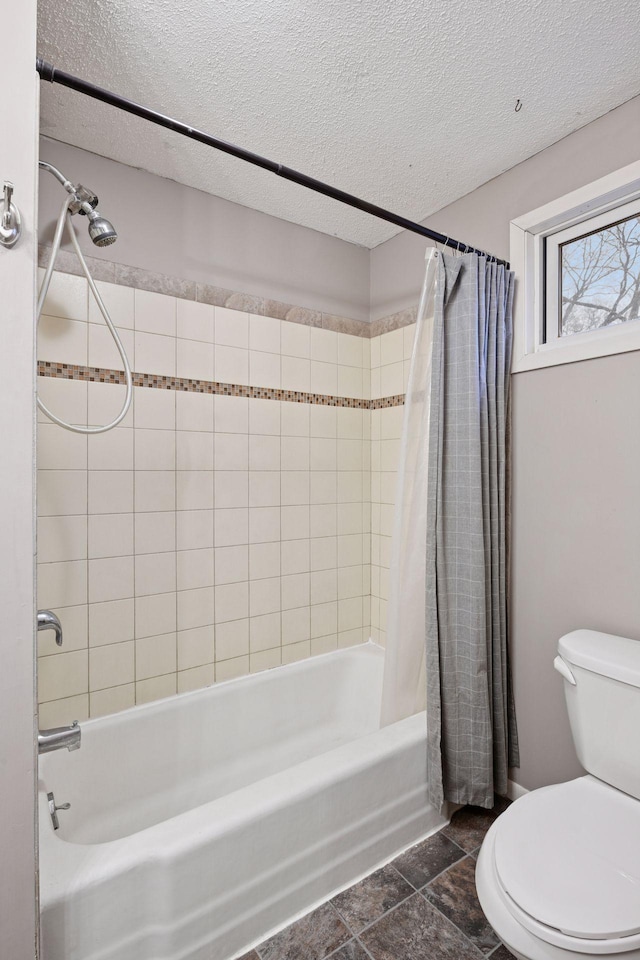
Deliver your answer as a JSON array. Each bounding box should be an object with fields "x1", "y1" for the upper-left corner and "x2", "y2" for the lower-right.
[{"x1": 476, "y1": 629, "x2": 640, "y2": 960}]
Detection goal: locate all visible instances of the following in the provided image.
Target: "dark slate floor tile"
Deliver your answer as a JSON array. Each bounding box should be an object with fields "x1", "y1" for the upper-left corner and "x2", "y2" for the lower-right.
[
  {"x1": 237, "y1": 953, "x2": 261, "y2": 960},
  {"x1": 392, "y1": 832, "x2": 465, "y2": 889},
  {"x1": 332, "y1": 865, "x2": 414, "y2": 933},
  {"x1": 360, "y1": 893, "x2": 481, "y2": 960},
  {"x1": 423, "y1": 856, "x2": 499, "y2": 955},
  {"x1": 489, "y1": 946, "x2": 517, "y2": 959},
  {"x1": 441, "y1": 804, "x2": 504, "y2": 853},
  {"x1": 329, "y1": 940, "x2": 370, "y2": 960},
  {"x1": 257, "y1": 902, "x2": 351, "y2": 960},
  {"x1": 492, "y1": 795, "x2": 511, "y2": 816}
]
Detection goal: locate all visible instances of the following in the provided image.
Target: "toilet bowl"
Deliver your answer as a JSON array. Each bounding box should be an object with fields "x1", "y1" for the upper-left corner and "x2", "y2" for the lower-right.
[{"x1": 476, "y1": 630, "x2": 640, "y2": 960}]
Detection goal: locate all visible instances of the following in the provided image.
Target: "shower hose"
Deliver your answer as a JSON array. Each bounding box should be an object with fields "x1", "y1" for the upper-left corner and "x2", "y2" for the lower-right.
[{"x1": 37, "y1": 195, "x2": 133, "y2": 434}]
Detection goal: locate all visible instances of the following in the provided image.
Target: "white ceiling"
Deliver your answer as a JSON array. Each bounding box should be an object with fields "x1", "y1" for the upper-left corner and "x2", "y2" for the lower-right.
[{"x1": 37, "y1": 0, "x2": 639, "y2": 248}]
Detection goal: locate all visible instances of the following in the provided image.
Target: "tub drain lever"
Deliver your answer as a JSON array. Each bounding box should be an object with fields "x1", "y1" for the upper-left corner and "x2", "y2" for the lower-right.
[{"x1": 47, "y1": 791, "x2": 71, "y2": 831}]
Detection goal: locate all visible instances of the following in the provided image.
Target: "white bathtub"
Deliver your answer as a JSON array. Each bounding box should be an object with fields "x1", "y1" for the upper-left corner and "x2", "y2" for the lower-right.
[{"x1": 39, "y1": 642, "x2": 445, "y2": 960}]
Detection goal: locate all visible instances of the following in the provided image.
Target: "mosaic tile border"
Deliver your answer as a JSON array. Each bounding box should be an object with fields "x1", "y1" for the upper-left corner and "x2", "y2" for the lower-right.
[{"x1": 38, "y1": 361, "x2": 406, "y2": 409}]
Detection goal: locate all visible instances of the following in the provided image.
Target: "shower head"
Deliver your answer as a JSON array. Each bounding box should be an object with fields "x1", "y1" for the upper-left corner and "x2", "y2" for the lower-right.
[
  {"x1": 86, "y1": 209, "x2": 117, "y2": 247},
  {"x1": 39, "y1": 161, "x2": 118, "y2": 246}
]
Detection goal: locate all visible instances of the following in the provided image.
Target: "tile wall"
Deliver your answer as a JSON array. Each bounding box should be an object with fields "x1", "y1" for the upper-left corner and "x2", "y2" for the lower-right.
[
  {"x1": 369, "y1": 327, "x2": 414, "y2": 648},
  {"x1": 37, "y1": 271, "x2": 375, "y2": 724}
]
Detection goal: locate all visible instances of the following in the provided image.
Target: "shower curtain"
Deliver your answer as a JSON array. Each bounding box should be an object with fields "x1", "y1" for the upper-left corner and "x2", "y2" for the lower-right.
[
  {"x1": 382, "y1": 249, "x2": 519, "y2": 811},
  {"x1": 380, "y1": 248, "x2": 439, "y2": 726}
]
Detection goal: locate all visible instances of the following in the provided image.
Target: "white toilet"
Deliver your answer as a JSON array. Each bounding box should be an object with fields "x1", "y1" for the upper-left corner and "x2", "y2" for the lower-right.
[{"x1": 476, "y1": 629, "x2": 640, "y2": 960}]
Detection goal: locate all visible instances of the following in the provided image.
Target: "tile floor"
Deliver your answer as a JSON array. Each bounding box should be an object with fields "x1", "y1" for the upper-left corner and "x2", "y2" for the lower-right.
[{"x1": 239, "y1": 799, "x2": 515, "y2": 960}]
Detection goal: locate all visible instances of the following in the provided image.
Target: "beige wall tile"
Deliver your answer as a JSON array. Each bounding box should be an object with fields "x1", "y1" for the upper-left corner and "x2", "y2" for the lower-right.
[
  {"x1": 249, "y1": 398, "x2": 280, "y2": 435},
  {"x1": 135, "y1": 592, "x2": 176, "y2": 639},
  {"x1": 38, "y1": 422, "x2": 87, "y2": 470},
  {"x1": 38, "y1": 315, "x2": 88, "y2": 366},
  {"x1": 38, "y1": 649, "x2": 88, "y2": 702},
  {"x1": 90, "y1": 597, "x2": 135, "y2": 646},
  {"x1": 134, "y1": 289, "x2": 176, "y2": 337},
  {"x1": 88, "y1": 513, "x2": 134, "y2": 559},
  {"x1": 88, "y1": 427, "x2": 133, "y2": 471},
  {"x1": 214, "y1": 619, "x2": 249, "y2": 661},
  {"x1": 90, "y1": 683, "x2": 135, "y2": 718},
  {"x1": 177, "y1": 548, "x2": 214, "y2": 591},
  {"x1": 38, "y1": 515, "x2": 87, "y2": 564},
  {"x1": 136, "y1": 673, "x2": 176, "y2": 705},
  {"x1": 89, "y1": 641, "x2": 134, "y2": 691},
  {"x1": 215, "y1": 306, "x2": 248, "y2": 348},
  {"x1": 38, "y1": 559, "x2": 87, "y2": 609},
  {"x1": 88, "y1": 556, "x2": 134, "y2": 604},
  {"x1": 250, "y1": 647, "x2": 281, "y2": 673},
  {"x1": 215, "y1": 582, "x2": 249, "y2": 623},
  {"x1": 41, "y1": 272, "x2": 87, "y2": 321},
  {"x1": 249, "y1": 315, "x2": 280, "y2": 353},
  {"x1": 37, "y1": 469, "x2": 87, "y2": 517},
  {"x1": 134, "y1": 386, "x2": 176, "y2": 430},
  {"x1": 282, "y1": 640, "x2": 310, "y2": 664},
  {"x1": 214, "y1": 395, "x2": 248, "y2": 433},
  {"x1": 281, "y1": 321, "x2": 310, "y2": 359},
  {"x1": 135, "y1": 511, "x2": 175, "y2": 554},
  {"x1": 177, "y1": 586, "x2": 214, "y2": 631},
  {"x1": 311, "y1": 635, "x2": 338, "y2": 656},
  {"x1": 135, "y1": 633, "x2": 177, "y2": 681},
  {"x1": 250, "y1": 612, "x2": 280, "y2": 652},
  {"x1": 176, "y1": 391, "x2": 214, "y2": 432},
  {"x1": 178, "y1": 664, "x2": 215, "y2": 693},
  {"x1": 177, "y1": 299, "x2": 214, "y2": 343},
  {"x1": 177, "y1": 625, "x2": 215, "y2": 670},
  {"x1": 215, "y1": 544, "x2": 249, "y2": 585},
  {"x1": 39, "y1": 693, "x2": 89, "y2": 728},
  {"x1": 215, "y1": 656, "x2": 250, "y2": 683},
  {"x1": 89, "y1": 281, "x2": 134, "y2": 329}
]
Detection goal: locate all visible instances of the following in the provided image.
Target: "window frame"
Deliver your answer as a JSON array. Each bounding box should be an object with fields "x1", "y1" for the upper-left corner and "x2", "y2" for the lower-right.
[{"x1": 511, "y1": 160, "x2": 640, "y2": 373}]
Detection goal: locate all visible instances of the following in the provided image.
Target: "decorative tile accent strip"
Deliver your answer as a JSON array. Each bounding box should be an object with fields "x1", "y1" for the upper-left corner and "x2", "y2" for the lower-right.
[
  {"x1": 370, "y1": 394, "x2": 406, "y2": 409},
  {"x1": 38, "y1": 245, "x2": 371, "y2": 339},
  {"x1": 37, "y1": 361, "x2": 398, "y2": 408},
  {"x1": 369, "y1": 307, "x2": 418, "y2": 338}
]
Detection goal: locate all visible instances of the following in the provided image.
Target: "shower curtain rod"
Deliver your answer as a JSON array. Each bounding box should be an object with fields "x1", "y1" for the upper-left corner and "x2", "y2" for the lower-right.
[{"x1": 36, "y1": 58, "x2": 509, "y2": 268}]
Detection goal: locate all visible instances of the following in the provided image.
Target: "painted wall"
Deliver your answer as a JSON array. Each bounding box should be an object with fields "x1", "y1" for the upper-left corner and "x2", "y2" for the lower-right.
[
  {"x1": 38, "y1": 137, "x2": 371, "y2": 322},
  {"x1": 1, "y1": 3, "x2": 39, "y2": 955},
  {"x1": 372, "y1": 94, "x2": 640, "y2": 790}
]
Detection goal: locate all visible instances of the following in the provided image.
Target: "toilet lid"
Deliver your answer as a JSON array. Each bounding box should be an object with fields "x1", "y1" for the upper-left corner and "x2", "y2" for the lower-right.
[{"x1": 494, "y1": 777, "x2": 640, "y2": 941}]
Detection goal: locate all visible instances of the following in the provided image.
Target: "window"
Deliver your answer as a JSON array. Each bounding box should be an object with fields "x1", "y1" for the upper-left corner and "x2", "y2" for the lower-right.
[{"x1": 511, "y1": 161, "x2": 640, "y2": 372}]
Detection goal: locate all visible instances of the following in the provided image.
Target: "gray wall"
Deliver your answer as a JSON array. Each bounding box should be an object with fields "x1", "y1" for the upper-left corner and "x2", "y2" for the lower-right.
[
  {"x1": 38, "y1": 137, "x2": 371, "y2": 321},
  {"x1": 373, "y1": 93, "x2": 640, "y2": 791}
]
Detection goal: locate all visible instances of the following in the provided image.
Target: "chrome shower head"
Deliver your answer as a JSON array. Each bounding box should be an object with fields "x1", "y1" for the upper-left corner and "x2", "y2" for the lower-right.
[
  {"x1": 39, "y1": 162, "x2": 118, "y2": 246},
  {"x1": 86, "y1": 209, "x2": 117, "y2": 247}
]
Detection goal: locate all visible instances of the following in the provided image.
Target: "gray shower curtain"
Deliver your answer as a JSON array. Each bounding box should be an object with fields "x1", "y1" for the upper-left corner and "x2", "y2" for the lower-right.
[{"x1": 425, "y1": 252, "x2": 519, "y2": 810}]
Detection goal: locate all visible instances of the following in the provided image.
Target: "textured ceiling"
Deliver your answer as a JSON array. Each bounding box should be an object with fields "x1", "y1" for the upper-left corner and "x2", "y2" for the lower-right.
[{"x1": 37, "y1": 0, "x2": 639, "y2": 248}]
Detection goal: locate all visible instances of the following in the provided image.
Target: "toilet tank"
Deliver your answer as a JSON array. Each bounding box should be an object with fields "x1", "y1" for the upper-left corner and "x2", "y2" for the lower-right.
[{"x1": 556, "y1": 630, "x2": 640, "y2": 800}]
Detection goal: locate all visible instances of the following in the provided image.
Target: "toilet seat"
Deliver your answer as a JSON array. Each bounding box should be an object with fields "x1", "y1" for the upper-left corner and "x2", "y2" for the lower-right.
[{"x1": 492, "y1": 778, "x2": 640, "y2": 955}]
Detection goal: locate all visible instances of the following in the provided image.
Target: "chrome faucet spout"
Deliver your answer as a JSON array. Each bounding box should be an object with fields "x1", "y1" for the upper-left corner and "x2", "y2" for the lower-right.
[
  {"x1": 37, "y1": 609, "x2": 63, "y2": 646},
  {"x1": 38, "y1": 721, "x2": 81, "y2": 754}
]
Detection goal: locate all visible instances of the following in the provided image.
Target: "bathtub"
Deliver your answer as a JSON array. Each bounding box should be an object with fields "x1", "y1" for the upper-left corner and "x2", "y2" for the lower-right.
[{"x1": 39, "y1": 642, "x2": 446, "y2": 960}]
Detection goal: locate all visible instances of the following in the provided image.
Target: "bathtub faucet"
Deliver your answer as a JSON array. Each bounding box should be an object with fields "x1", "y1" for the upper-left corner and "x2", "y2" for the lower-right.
[
  {"x1": 37, "y1": 609, "x2": 63, "y2": 646},
  {"x1": 38, "y1": 721, "x2": 81, "y2": 754}
]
